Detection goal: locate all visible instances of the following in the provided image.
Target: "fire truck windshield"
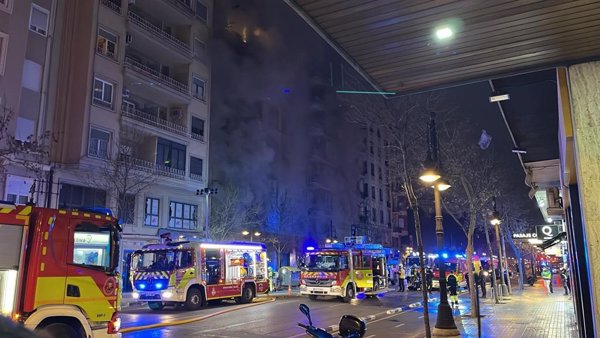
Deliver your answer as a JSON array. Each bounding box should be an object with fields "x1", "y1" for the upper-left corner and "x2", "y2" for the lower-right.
[
  {"x1": 306, "y1": 254, "x2": 347, "y2": 271},
  {"x1": 132, "y1": 249, "x2": 193, "y2": 272}
]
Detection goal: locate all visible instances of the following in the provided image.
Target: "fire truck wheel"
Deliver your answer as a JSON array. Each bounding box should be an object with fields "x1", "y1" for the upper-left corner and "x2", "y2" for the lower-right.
[
  {"x1": 185, "y1": 288, "x2": 204, "y2": 310},
  {"x1": 239, "y1": 284, "x2": 254, "y2": 304},
  {"x1": 343, "y1": 284, "x2": 355, "y2": 303},
  {"x1": 38, "y1": 323, "x2": 81, "y2": 338},
  {"x1": 148, "y1": 301, "x2": 165, "y2": 310}
]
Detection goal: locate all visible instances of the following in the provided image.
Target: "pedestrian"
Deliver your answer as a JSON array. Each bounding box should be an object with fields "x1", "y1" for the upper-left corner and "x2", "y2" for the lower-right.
[
  {"x1": 541, "y1": 267, "x2": 552, "y2": 295},
  {"x1": 548, "y1": 268, "x2": 554, "y2": 294},
  {"x1": 560, "y1": 268, "x2": 571, "y2": 296},
  {"x1": 465, "y1": 270, "x2": 470, "y2": 290},
  {"x1": 425, "y1": 266, "x2": 433, "y2": 294},
  {"x1": 478, "y1": 267, "x2": 487, "y2": 298},
  {"x1": 447, "y1": 273, "x2": 459, "y2": 307},
  {"x1": 398, "y1": 265, "x2": 406, "y2": 292}
]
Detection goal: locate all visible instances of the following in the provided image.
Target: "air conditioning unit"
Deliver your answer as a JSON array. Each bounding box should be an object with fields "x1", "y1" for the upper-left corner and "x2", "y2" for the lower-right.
[{"x1": 125, "y1": 33, "x2": 132, "y2": 44}]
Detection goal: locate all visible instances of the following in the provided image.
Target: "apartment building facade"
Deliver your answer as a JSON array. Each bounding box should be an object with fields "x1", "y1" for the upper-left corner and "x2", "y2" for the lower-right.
[
  {"x1": 0, "y1": 0, "x2": 55, "y2": 205},
  {"x1": 0, "y1": 0, "x2": 213, "y2": 292}
]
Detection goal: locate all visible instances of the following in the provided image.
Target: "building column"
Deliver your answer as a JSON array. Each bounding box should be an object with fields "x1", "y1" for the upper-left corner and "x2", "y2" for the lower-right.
[{"x1": 566, "y1": 61, "x2": 600, "y2": 336}]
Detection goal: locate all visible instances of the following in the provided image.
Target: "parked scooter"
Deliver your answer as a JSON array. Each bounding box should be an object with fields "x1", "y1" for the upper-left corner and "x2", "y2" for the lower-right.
[{"x1": 297, "y1": 304, "x2": 366, "y2": 338}]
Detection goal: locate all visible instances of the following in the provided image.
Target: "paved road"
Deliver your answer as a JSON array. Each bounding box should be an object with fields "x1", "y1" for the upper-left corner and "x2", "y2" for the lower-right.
[{"x1": 121, "y1": 291, "x2": 444, "y2": 337}]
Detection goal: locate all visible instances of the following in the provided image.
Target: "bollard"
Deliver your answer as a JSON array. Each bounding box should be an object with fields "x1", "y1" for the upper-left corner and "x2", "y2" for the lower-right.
[{"x1": 288, "y1": 284, "x2": 292, "y2": 295}]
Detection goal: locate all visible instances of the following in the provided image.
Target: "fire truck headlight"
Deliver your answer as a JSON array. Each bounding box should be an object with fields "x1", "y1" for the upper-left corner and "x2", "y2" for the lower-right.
[
  {"x1": 132, "y1": 292, "x2": 140, "y2": 299},
  {"x1": 331, "y1": 280, "x2": 337, "y2": 286},
  {"x1": 162, "y1": 291, "x2": 173, "y2": 299}
]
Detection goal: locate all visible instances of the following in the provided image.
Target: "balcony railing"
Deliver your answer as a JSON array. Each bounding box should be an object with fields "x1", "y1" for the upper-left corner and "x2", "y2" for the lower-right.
[
  {"x1": 128, "y1": 156, "x2": 186, "y2": 180},
  {"x1": 124, "y1": 56, "x2": 189, "y2": 96},
  {"x1": 164, "y1": 0, "x2": 195, "y2": 17},
  {"x1": 189, "y1": 173, "x2": 203, "y2": 182},
  {"x1": 128, "y1": 10, "x2": 192, "y2": 57},
  {"x1": 191, "y1": 132, "x2": 204, "y2": 142},
  {"x1": 121, "y1": 104, "x2": 188, "y2": 137},
  {"x1": 101, "y1": 0, "x2": 121, "y2": 14}
]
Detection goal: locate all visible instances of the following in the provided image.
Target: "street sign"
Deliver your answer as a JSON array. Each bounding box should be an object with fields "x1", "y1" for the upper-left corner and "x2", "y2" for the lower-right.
[
  {"x1": 535, "y1": 225, "x2": 561, "y2": 240},
  {"x1": 512, "y1": 232, "x2": 537, "y2": 241}
]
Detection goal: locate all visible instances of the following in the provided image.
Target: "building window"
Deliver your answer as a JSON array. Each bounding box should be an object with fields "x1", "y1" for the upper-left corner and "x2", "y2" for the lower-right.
[
  {"x1": 379, "y1": 188, "x2": 383, "y2": 201},
  {"x1": 191, "y1": 116, "x2": 205, "y2": 141},
  {"x1": 93, "y1": 77, "x2": 114, "y2": 109},
  {"x1": 0, "y1": 31, "x2": 8, "y2": 76},
  {"x1": 190, "y1": 156, "x2": 203, "y2": 179},
  {"x1": 0, "y1": 0, "x2": 12, "y2": 14},
  {"x1": 380, "y1": 210, "x2": 384, "y2": 223},
  {"x1": 59, "y1": 184, "x2": 106, "y2": 209},
  {"x1": 88, "y1": 128, "x2": 110, "y2": 159},
  {"x1": 192, "y1": 75, "x2": 205, "y2": 100},
  {"x1": 371, "y1": 186, "x2": 375, "y2": 199},
  {"x1": 379, "y1": 167, "x2": 382, "y2": 180},
  {"x1": 370, "y1": 142, "x2": 374, "y2": 154},
  {"x1": 362, "y1": 183, "x2": 368, "y2": 198},
  {"x1": 144, "y1": 197, "x2": 159, "y2": 227},
  {"x1": 119, "y1": 193, "x2": 135, "y2": 224},
  {"x1": 5, "y1": 175, "x2": 33, "y2": 205},
  {"x1": 195, "y1": 0, "x2": 207, "y2": 21},
  {"x1": 362, "y1": 161, "x2": 367, "y2": 175},
  {"x1": 96, "y1": 27, "x2": 117, "y2": 59},
  {"x1": 169, "y1": 201, "x2": 197, "y2": 230},
  {"x1": 29, "y1": 4, "x2": 49, "y2": 36},
  {"x1": 156, "y1": 137, "x2": 186, "y2": 171},
  {"x1": 370, "y1": 163, "x2": 375, "y2": 176},
  {"x1": 193, "y1": 38, "x2": 206, "y2": 60},
  {"x1": 372, "y1": 208, "x2": 376, "y2": 222}
]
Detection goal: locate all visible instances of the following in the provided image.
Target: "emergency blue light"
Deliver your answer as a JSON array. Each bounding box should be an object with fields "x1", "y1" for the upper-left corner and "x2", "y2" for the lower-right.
[
  {"x1": 356, "y1": 292, "x2": 366, "y2": 300},
  {"x1": 442, "y1": 253, "x2": 449, "y2": 259},
  {"x1": 306, "y1": 246, "x2": 315, "y2": 251},
  {"x1": 155, "y1": 283, "x2": 163, "y2": 289},
  {"x1": 139, "y1": 283, "x2": 146, "y2": 290}
]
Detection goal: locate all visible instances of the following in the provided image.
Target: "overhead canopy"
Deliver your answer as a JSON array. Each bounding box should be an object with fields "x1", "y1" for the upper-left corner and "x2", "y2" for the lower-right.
[{"x1": 286, "y1": 0, "x2": 600, "y2": 94}]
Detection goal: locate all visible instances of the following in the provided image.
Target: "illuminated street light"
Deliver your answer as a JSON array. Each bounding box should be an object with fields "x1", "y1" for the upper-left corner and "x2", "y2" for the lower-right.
[
  {"x1": 420, "y1": 112, "x2": 458, "y2": 335},
  {"x1": 241, "y1": 230, "x2": 261, "y2": 242},
  {"x1": 435, "y1": 27, "x2": 453, "y2": 40}
]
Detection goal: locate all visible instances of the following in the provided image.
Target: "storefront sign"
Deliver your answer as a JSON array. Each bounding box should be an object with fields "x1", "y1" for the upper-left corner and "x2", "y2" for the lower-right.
[
  {"x1": 512, "y1": 232, "x2": 537, "y2": 240},
  {"x1": 535, "y1": 225, "x2": 561, "y2": 240}
]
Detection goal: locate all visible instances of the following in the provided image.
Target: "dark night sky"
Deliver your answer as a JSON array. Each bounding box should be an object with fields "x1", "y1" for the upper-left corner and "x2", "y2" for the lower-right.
[{"x1": 212, "y1": 0, "x2": 547, "y2": 253}]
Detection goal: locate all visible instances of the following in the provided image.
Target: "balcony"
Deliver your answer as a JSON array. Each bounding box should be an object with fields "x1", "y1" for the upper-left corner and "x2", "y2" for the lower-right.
[
  {"x1": 165, "y1": 0, "x2": 195, "y2": 18},
  {"x1": 189, "y1": 172, "x2": 203, "y2": 182},
  {"x1": 124, "y1": 56, "x2": 190, "y2": 97},
  {"x1": 127, "y1": 156, "x2": 186, "y2": 180},
  {"x1": 191, "y1": 132, "x2": 204, "y2": 142},
  {"x1": 101, "y1": 0, "x2": 121, "y2": 14},
  {"x1": 121, "y1": 104, "x2": 188, "y2": 137},
  {"x1": 127, "y1": 10, "x2": 192, "y2": 58}
]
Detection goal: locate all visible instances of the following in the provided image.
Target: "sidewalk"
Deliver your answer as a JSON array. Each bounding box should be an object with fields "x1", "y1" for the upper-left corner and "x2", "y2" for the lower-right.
[{"x1": 453, "y1": 281, "x2": 578, "y2": 337}]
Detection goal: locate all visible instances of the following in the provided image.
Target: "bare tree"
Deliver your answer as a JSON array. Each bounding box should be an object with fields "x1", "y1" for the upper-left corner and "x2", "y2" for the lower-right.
[
  {"x1": 343, "y1": 93, "x2": 440, "y2": 338},
  {"x1": 264, "y1": 190, "x2": 301, "y2": 270},
  {"x1": 0, "y1": 102, "x2": 53, "y2": 178},
  {"x1": 85, "y1": 127, "x2": 158, "y2": 222},
  {"x1": 209, "y1": 184, "x2": 243, "y2": 241},
  {"x1": 440, "y1": 132, "x2": 501, "y2": 315}
]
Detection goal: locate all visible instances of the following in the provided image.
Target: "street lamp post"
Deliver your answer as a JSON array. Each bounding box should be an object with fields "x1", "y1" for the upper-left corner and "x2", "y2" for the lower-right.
[
  {"x1": 197, "y1": 187, "x2": 218, "y2": 240},
  {"x1": 491, "y1": 197, "x2": 509, "y2": 298},
  {"x1": 242, "y1": 230, "x2": 261, "y2": 242},
  {"x1": 419, "y1": 112, "x2": 459, "y2": 336}
]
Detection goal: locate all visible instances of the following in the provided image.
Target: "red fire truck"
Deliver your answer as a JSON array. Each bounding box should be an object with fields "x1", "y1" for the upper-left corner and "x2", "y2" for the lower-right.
[
  {"x1": 0, "y1": 203, "x2": 122, "y2": 338},
  {"x1": 130, "y1": 237, "x2": 269, "y2": 310},
  {"x1": 299, "y1": 237, "x2": 389, "y2": 302}
]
